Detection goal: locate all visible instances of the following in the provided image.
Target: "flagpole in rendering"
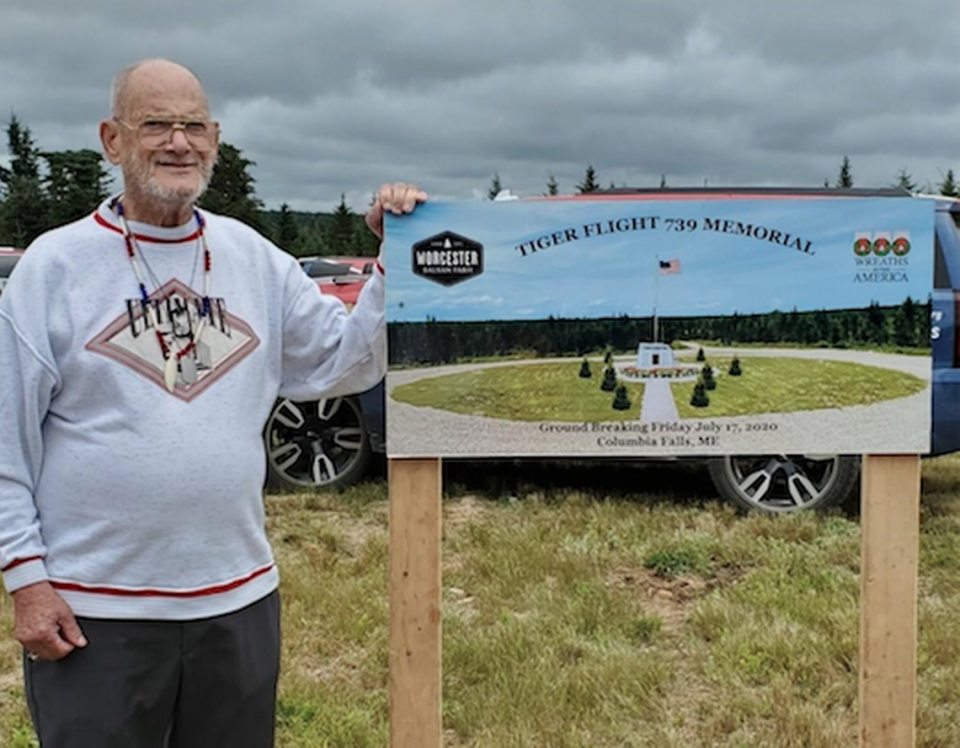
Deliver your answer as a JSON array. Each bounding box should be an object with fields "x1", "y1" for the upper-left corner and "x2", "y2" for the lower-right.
[{"x1": 653, "y1": 255, "x2": 659, "y2": 344}]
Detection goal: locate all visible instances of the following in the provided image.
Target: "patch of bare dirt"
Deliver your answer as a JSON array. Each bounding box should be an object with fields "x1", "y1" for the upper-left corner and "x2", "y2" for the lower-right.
[{"x1": 607, "y1": 565, "x2": 744, "y2": 631}]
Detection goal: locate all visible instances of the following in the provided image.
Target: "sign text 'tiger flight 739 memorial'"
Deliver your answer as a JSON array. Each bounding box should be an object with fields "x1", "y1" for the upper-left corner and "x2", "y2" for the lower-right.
[{"x1": 384, "y1": 196, "x2": 934, "y2": 458}]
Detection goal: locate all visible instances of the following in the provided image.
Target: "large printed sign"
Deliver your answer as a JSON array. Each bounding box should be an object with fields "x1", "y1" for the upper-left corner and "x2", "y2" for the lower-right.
[{"x1": 385, "y1": 196, "x2": 934, "y2": 457}]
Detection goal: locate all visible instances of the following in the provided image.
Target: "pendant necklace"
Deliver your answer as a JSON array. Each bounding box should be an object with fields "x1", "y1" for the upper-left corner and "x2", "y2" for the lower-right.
[{"x1": 114, "y1": 197, "x2": 213, "y2": 393}]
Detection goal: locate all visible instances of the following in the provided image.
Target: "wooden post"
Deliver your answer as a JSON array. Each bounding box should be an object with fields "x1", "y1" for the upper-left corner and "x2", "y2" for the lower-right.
[
  {"x1": 389, "y1": 458, "x2": 443, "y2": 748},
  {"x1": 860, "y1": 454, "x2": 921, "y2": 748}
]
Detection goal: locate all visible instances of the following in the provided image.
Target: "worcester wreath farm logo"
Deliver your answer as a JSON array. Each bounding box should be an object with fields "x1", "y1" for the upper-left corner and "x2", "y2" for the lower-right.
[{"x1": 412, "y1": 231, "x2": 484, "y2": 287}]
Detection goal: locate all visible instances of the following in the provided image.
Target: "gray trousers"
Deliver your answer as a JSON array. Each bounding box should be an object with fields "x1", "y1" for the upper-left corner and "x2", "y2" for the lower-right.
[{"x1": 24, "y1": 590, "x2": 281, "y2": 748}]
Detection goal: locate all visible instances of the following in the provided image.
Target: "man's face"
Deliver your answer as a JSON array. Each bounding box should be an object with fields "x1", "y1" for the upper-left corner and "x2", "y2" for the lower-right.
[{"x1": 112, "y1": 71, "x2": 218, "y2": 210}]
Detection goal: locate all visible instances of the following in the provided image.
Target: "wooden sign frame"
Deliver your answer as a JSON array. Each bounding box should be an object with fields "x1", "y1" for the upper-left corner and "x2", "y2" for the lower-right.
[{"x1": 387, "y1": 454, "x2": 922, "y2": 748}]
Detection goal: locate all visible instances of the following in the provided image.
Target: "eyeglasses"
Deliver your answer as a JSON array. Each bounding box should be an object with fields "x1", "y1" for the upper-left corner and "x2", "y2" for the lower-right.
[{"x1": 116, "y1": 118, "x2": 219, "y2": 151}]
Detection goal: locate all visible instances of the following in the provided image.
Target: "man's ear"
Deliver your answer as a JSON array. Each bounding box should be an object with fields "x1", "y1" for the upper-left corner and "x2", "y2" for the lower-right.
[{"x1": 100, "y1": 120, "x2": 123, "y2": 166}]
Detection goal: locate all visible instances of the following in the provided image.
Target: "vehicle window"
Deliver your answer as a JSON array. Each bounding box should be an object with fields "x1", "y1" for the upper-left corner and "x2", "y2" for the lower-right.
[
  {"x1": 0, "y1": 256, "x2": 19, "y2": 278},
  {"x1": 307, "y1": 260, "x2": 352, "y2": 279}
]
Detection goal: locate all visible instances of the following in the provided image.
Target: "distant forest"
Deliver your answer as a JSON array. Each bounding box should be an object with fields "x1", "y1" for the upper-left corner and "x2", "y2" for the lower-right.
[
  {"x1": 388, "y1": 299, "x2": 929, "y2": 366},
  {"x1": 4, "y1": 115, "x2": 959, "y2": 259}
]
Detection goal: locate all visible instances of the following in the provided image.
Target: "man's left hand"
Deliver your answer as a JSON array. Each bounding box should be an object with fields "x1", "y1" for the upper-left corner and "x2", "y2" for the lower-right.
[{"x1": 365, "y1": 183, "x2": 428, "y2": 241}]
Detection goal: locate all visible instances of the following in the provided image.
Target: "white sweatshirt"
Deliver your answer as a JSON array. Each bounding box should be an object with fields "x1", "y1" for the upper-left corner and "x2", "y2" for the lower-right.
[{"x1": 0, "y1": 198, "x2": 385, "y2": 619}]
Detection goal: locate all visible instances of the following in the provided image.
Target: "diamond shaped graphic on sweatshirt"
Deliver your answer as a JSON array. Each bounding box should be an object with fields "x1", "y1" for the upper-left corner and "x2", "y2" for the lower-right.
[{"x1": 86, "y1": 278, "x2": 260, "y2": 402}]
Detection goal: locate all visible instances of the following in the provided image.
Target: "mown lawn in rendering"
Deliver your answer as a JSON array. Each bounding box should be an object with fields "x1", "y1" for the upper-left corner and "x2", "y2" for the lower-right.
[{"x1": 391, "y1": 357, "x2": 927, "y2": 421}]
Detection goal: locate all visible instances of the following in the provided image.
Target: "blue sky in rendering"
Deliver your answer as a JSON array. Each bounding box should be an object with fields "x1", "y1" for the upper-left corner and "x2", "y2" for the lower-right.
[{"x1": 384, "y1": 198, "x2": 934, "y2": 322}]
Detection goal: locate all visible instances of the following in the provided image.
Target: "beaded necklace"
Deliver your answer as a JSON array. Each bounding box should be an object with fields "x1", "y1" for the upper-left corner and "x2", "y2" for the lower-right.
[{"x1": 114, "y1": 197, "x2": 213, "y2": 392}]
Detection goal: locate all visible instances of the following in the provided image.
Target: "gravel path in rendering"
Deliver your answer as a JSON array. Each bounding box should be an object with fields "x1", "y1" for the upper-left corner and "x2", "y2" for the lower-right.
[{"x1": 386, "y1": 349, "x2": 931, "y2": 457}]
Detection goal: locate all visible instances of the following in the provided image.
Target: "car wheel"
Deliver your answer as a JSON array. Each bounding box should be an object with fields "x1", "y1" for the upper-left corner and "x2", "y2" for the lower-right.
[
  {"x1": 265, "y1": 396, "x2": 370, "y2": 490},
  {"x1": 708, "y1": 455, "x2": 860, "y2": 513}
]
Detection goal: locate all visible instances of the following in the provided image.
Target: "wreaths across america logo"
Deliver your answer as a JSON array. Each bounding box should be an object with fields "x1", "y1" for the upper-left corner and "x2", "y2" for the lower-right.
[{"x1": 852, "y1": 231, "x2": 911, "y2": 283}]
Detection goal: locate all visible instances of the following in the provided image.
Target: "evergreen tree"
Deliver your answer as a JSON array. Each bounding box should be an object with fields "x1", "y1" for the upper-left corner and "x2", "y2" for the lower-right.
[
  {"x1": 612, "y1": 384, "x2": 631, "y2": 410},
  {"x1": 488, "y1": 172, "x2": 503, "y2": 200},
  {"x1": 660, "y1": 174, "x2": 668, "y2": 189},
  {"x1": 326, "y1": 194, "x2": 356, "y2": 253},
  {"x1": 42, "y1": 149, "x2": 110, "y2": 228},
  {"x1": 578, "y1": 165, "x2": 600, "y2": 194},
  {"x1": 690, "y1": 379, "x2": 709, "y2": 408},
  {"x1": 894, "y1": 168, "x2": 916, "y2": 192},
  {"x1": 579, "y1": 358, "x2": 592, "y2": 378},
  {"x1": 893, "y1": 297, "x2": 918, "y2": 347},
  {"x1": 546, "y1": 173, "x2": 559, "y2": 196},
  {"x1": 836, "y1": 156, "x2": 853, "y2": 189},
  {"x1": 0, "y1": 115, "x2": 49, "y2": 247},
  {"x1": 696, "y1": 347, "x2": 705, "y2": 362},
  {"x1": 604, "y1": 347, "x2": 614, "y2": 365},
  {"x1": 729, "y1": 357, "x2": 742, "y2": 376},
  {"x1": 274, "y1": 202, "x2": 300, "y2": 252},
  {"x1": 702, "y1": 364, "x2": 717, "y2": 390},
  {"x1": 600, "y1": 364, "x2": 617, "y2": 391},
  {"x1": 940, "y1": 170, "x2": 959, "y2": 198},
  {"x1": 198, "y1": 142, "x2": 263, "y2": 230}
]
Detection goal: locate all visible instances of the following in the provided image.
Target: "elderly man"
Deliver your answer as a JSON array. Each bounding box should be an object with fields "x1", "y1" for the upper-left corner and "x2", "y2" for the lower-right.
[{"x1": 0, "y1": 59, "x2": 424, "y2": 747}]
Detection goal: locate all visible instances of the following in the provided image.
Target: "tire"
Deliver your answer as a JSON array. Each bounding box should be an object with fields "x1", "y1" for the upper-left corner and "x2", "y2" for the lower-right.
[
  {"x1": 708, "y1": 454, "x2": 860, "y2": 513},
  {"x1": 264, "y1": 396, "x2": 371, "y2": 491}
]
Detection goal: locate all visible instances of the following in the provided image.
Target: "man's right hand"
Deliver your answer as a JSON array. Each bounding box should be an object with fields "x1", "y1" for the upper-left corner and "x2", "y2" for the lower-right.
[{"x1": 13, "y1": 581, "x2": 87, "y2": 661}]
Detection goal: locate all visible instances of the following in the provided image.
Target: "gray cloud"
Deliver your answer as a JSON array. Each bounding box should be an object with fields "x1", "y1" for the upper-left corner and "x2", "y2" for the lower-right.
[{"x1": 2, "y1": 0, "x2": 959, "y2": 211}]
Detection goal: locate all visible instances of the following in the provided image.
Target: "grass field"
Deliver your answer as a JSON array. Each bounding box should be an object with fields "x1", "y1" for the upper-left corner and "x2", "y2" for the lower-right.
[
  {"x1": 391, "y1": 358, "x2": 926, "y2": 421},
  {"x1": 3, "y1": 456, "x2": 960, "y2": 746}
]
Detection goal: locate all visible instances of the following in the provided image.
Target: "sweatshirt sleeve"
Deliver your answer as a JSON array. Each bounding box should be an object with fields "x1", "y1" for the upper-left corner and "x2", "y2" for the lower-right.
[
  {"x1": 0, "y1": 311, "x2": 58, "y2": 593},
  {"x1": 278, "y1": 260, "x2": 386, "y2": 401}
]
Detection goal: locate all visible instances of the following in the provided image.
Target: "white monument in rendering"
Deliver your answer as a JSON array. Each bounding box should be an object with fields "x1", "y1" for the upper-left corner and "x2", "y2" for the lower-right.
[{"x1": 637, "y1": 342, "x2": 676, "y2": 369}]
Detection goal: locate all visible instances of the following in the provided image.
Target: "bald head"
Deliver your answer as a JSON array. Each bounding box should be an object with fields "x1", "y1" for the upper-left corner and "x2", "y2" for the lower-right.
[{"x1": 110, "y1": 59, "x2": 209, "y2": 120}]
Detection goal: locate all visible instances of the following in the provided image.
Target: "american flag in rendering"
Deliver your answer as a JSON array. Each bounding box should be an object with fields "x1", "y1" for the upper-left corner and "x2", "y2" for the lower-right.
[{"x1": 659, "y1": 258, "x2": 681, "y2": 275}]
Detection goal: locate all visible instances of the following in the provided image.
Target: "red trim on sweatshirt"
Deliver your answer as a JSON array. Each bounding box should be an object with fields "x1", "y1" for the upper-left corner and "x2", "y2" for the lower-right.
[
  {"x1": 94, "y1": 212, "x2": 204, "y2": 244},
  {"x1": 49, "y1": 563, "x2": 275, "y2": 598},
  {"x1": 1, "y1": 555, "x2": 44, "y2": 573}
]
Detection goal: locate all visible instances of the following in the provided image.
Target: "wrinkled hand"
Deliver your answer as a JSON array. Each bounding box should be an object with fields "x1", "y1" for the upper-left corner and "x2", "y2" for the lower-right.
[
  {"x1": 365, "y1": 182, "x2": 428, "y2": 241},
  {"x1": 13, "y1": 581, "x2": 87, "y2": 661}
]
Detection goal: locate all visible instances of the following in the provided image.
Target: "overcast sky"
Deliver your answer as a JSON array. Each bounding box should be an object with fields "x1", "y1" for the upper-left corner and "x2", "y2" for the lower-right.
[{"x1": 2, "y1": 1, "x2": 959, "y2": 213}]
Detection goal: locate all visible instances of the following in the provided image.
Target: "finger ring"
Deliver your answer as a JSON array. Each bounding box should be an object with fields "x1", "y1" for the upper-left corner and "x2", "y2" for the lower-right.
[{"x1": 26, "y1": 652, "x2": 39, "y2": 662}]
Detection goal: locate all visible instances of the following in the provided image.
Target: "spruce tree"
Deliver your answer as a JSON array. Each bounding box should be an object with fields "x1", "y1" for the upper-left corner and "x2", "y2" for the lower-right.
[
  {"x1": 578, "y1": 165, "x2": 600, "y2": 194},
  {"x1": 729, "y1": 357, "x2": 742, "y2": 376},
  {"x1": 702, "y1": 364, "x2": 717, "y2": 390},
  {"x1": 600, "y1": 364, "x2": 617, "y2": 392},
  {"x1": 894, "y1": 168, "x2": 916, "y2": 193},
  {"x1": 546, "y1": 173, "x2": 559, "y2": 196},
  {"x1": 836, "y1": 156, "x2": 853, "y2": 189},
  {"x1": 198, "y1": 142, "x2": 264, "y2": 230},
  {"x1": 941, "y1": 170, "x2": 959, "y2": 198},
  {"x1": 696, "y1": 347, "x2": 706, "y2": 362},
  {"x1": 42, "y1": 149, "x2": 110, "y2": 228},
  {"x1": 275, "y1": 202, "x2": 299, "y2": 251},
  {"x1": 612, "y1": 384, "x2": 631, "y2": 410},
  {"x1": 0, "y1": 115, "x2": 49, "y2": 247},
  {"x1": 690, "y1": 380, "x2": 709, "y2": 408},
  {"x1": 326, "y1": 194, "x2": 356, "y2": 254},
  {"x1": 604, "y1": 347, "x2": 614, "y2": 365},
  {"x1": 579, "y1": 358, "x2": 592, "y2": 378},
  {"x1": 488, "y1": 172, "x2": 503, "y2": 200}
]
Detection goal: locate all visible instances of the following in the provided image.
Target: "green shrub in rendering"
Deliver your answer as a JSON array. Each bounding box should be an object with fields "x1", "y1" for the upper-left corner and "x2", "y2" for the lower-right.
[
  {"x1": 579, "y1": 358, "x2": 592, "y2": 378},
  {"x1": 612, "y1": 384, "x2": 632, "y2": 410},
  {"x1": 696, "y1": 347, "x2": 706, "y2": 362},
  {"x1": 601, "y1": 365, "x2": 618, "y2": 392},
  {"x1": 702, "y1": 364, "x2": 717, "y2": 390},
  {"x1": 729, "y1": 357, "x2": 742, "y2": 376},
  {"x1": 690, "y1": 379, "x2": 710, "y2": 408},
  {"x1": 604, "y1": 347, "x2": 614, "y2": 365}
]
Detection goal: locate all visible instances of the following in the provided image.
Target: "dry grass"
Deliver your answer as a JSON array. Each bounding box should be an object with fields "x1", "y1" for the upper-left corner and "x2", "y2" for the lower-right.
[{"x1": 2, "y1": 457, "x2": 960, "y2": 746}]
